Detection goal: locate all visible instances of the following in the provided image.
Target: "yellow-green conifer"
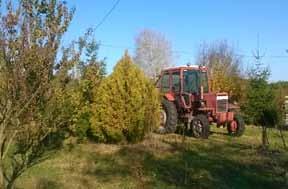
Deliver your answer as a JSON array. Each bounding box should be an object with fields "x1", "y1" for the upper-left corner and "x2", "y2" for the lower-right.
[{"x1": 90, "y1": 52, "x2": 160, "y2": 143}]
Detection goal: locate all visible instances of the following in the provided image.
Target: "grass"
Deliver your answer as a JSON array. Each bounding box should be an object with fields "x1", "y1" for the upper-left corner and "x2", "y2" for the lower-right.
[{"x1": 16, "y1": 126, "x2": 288, "y2": 189}]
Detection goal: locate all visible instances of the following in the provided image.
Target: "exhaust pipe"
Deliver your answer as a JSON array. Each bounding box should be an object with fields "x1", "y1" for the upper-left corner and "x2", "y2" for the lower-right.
[{"x1": 200, "y1": 86, "x2": 204, "y2": 100}]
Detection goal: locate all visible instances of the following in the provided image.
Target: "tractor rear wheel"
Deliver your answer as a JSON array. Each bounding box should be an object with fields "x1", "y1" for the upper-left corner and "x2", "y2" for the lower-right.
[
  {"x1": 191, "y1": 114, "x2": 210, "y2": 139},
  {"x1": 158, "y1": 99, "x2": 178, "y2": 134},
  {"x1": 227, "y1": 114, "x2": 245, "y2": 137}
]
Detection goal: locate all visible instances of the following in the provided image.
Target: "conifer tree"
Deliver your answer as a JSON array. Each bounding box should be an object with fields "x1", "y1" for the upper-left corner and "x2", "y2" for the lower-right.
[
  {"x1": 242, "y1": 61, "x2": 279, "y2": 149},
  {"x1": 90, "y1": 52, "x2": 160, "y2": 143}
]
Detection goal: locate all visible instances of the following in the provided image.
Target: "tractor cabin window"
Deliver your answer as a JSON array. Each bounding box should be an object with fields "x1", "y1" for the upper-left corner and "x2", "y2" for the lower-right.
[
  {"x1": 200, "y1": 71, "x2": 209, "y2": 93},
  {"x1": 183, "y1": 70, "x2": 199, "y2": 94},
  {"x1": 161, "y1": 72, "x2": 170, "y2": 92},
  {"x1": 172, "y1": 72, "x2": 180, "y2": 92}
]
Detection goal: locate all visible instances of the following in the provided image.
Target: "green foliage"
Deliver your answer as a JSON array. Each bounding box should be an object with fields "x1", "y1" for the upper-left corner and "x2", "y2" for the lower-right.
[
  {"x1": 61, "y1": 80, "x2": 92, "y2": 140},
  {"x1": 90, "y1": 52, "x2": 160, "y2": 143},
  {"x1": 66, "y1": 81, "x2": 93, "y2": 140},
  {"x1": 51, "y1": 32, "x2": 106, "y2": 141},
  {"x1": 53, "y1": 72, "x2": 104, "y2": 141},
  {"x1": 270, "y1": 81, "x2": 288, "y2": 125},
  {"x1": 241, "y1": 64, "x2": 279, "y2": 127},
  {"x1": 0, "y1": 0, "x2": 76, "y2": 188},
  {"x1": 0, "y1": 1, "x2": 105, "y2": 188}
]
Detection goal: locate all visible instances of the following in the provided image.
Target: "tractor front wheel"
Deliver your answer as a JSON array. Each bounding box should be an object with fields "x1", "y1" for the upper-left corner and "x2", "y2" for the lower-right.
[
  {"x1": 227, "y1": 114, "x2": 245, "y2": 137},
  {"x1": 158, "y1": 99, "x2": 178, "y2": 134},
  {"x1": 191, "y1": 114, "x2": 210, "y2": 139}
]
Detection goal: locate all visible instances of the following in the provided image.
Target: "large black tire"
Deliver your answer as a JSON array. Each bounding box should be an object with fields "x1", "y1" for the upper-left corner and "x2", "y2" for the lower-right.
[
  {"x1": 227, "y1": 114, "x2": 245, "y2": 137},
  {"x1": 158, "y1": 99, "x2": 178, "y2": 134},
  {"x1": 191, "y1": 114, "x2": 210, "y2": 139}
]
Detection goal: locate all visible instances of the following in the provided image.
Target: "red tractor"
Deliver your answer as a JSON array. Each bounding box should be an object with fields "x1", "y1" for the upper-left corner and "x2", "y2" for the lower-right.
[{"x1": 156, "y1": 65, "x2": 245, "y2": 138}]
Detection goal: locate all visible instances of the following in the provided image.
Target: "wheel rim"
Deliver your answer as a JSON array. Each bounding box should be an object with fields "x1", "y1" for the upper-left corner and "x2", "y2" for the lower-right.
[
  {"x1": 192, "y1": 119, "x2": 203, "y2": 137},
  {"x1": 230, "y1": 120, "x2": 238, "y2": 133}
]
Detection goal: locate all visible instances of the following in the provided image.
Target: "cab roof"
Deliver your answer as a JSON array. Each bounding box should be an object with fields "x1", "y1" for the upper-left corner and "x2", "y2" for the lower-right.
[{"x1": 162, "y1": 65, "x2": 208, "y2": 72}]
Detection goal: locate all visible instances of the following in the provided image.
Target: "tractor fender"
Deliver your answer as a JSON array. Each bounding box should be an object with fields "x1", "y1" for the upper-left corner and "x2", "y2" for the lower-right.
[{"x1": 164, "y1": 92, "x2": 175, "y2": 101}]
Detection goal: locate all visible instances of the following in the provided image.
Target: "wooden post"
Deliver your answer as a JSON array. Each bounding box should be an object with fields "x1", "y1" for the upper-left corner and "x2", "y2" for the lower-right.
[{"x1": 284, "y1": 96, "x2": 288, "y2": 127}]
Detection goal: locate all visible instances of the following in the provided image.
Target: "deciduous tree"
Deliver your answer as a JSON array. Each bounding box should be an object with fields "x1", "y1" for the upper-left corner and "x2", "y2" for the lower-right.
[
  {"x1": 134, "y1": 29, "x2": 173, "y2": 79},
  {"x1": 196, "y1": 41, "x2": 244, "y2": 102},
  {"x1": 0, "y1": 0, "x2": 92, "y2": 188}
]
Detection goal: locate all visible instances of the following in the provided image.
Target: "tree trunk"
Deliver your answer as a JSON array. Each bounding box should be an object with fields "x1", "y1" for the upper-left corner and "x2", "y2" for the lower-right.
[
  {"x1": 0, "y1": 164, "x2": 6, "y2": 189},
  {"x1": 279, "y1": 126, "x2": 287, "y2": 149},
  {"x1": 262, "y1": 126, "x2": 269, "y2": 149},
  {"x1": 6, "y1": 181, "x2": 14, "y2": 189},
  {"x1": 0, "y1": 171, "x2": 4, "y2": 189},
  {"x1": 0, "y1": 165, "x2": 14, "y2": 189}
]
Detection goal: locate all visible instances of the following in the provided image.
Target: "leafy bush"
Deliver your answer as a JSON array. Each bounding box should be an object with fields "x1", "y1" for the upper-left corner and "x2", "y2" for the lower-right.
[
  {"x1": 90, "y1": 52, "x2": 160, "y2": 143},
  {"x1": 52, "y1": 36, "x2": 106, "y2": 141}
]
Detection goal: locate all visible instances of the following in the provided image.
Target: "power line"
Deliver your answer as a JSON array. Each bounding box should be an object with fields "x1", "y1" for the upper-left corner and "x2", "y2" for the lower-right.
[
  {"x1": 100, "y1": 43, "x2": 133, "y2": 50},
  {"x1": 267, "y1": 56, "x2": 288, "y2": 58},
  {"x1": 94, "y1": 0, "x2": 121, "y2": 31},
  {"x1": 99, "y1": 43, "x2": 195, "y2": 55},
  {"x1": 98, "y1": 43, "x2": 288, "y2": 59}
]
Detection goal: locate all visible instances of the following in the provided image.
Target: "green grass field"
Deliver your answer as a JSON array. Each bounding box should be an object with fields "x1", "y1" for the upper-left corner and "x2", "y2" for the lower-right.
[{"x1": 16, "y1": 126, "x2": 288, "y2": 189}]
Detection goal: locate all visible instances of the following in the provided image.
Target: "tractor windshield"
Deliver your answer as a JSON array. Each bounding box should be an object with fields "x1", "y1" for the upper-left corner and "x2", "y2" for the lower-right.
[{"x1": 183, "y1": 70, "x2": 209, "y2": 94}]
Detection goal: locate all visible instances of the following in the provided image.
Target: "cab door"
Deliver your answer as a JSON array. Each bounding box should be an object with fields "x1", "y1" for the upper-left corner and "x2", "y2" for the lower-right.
[
  {"x1": 159, "y1": 71, "x2": 170, "y2": 93},
  {"x1": 171, "y1": 71, "x2": 180, "y2": 93}
]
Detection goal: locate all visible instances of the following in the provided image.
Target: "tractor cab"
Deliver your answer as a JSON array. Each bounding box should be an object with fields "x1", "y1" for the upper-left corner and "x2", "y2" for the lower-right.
[
  {"x1": 156, "y1": 65, "x2": 208, "y2": 101},
  {"x1": 156, "y1": 65, "x2": 245, "y2": 138}
]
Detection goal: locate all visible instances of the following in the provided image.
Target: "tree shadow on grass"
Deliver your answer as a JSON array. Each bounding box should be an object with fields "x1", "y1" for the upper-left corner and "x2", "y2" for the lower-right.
[
  {"x1": 85, "y1": 152, "x2": 132, "y2": 183},
  {"x1": 86, "y1": 141, "x2": 287, "y2": 189},
  {"x1": 145, "y1": 150, "x2": 285, "y2": 189}
]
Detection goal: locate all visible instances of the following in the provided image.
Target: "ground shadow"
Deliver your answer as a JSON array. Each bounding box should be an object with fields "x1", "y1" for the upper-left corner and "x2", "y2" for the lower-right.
[
  {"x1": 143, "y1": 147, "x2": 285, "y2": 189},
  {"x1": 85, "y1": 140, "x2": 287, "y2": 189}
]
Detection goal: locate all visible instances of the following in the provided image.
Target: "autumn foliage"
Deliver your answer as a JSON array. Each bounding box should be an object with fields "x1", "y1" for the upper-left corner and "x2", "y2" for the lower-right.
[{"x1": 197, "y1": 41, "x2": 245, "y2": 102}]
